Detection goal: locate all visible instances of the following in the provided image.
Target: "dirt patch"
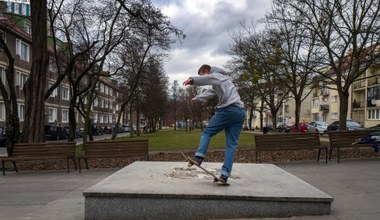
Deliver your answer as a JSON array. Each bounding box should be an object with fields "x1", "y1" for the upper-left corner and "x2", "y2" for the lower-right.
[{"x1": 7, "y1": 147, "x2": 379, "y2": 172}]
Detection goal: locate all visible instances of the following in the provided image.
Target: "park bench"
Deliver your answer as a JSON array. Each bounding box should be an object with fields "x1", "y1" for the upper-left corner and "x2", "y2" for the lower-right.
[
  {"x1": 328, "y1": 130, "x2": 379, "y2": 163},
  {"x1": 254, "y1": 132, "x2": 328, "y2": 163},
  {"x1": 78, "y1": 139, "x2": 149, "y2": 172},
  {"x1": 0, "y1": 142, "x2": 77, "y2": 175}
]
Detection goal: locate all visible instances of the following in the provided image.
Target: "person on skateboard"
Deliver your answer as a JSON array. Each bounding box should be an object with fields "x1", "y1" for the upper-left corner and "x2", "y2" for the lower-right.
[{"x1": 183, "y1": 64, "x2": 245, "y2": 185}]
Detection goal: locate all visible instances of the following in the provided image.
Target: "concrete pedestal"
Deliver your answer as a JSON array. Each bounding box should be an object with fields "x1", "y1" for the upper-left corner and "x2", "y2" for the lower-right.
[{"x1": 83, "y1": 161, "x2": 333, "y2": 220}]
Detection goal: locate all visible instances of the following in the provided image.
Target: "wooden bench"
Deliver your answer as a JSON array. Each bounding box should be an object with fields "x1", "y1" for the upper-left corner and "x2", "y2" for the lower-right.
[
  {"x1": 0, "y1": 142, "x2": 77, "y2": 175},
  {"x1": 328, "y1": 130, "x2": 378, "y2": 163},
  {"x1": 254, "y1": 132, "x2": 328, "y2": 163},
  {"x1": 78, "y1": 139, "x2": 149, "y2": 172}
]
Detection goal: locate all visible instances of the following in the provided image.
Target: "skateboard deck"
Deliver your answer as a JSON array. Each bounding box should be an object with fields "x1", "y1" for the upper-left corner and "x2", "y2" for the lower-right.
[{"x1": 180, "y1": 152, "x2": 229, "y2": 186}]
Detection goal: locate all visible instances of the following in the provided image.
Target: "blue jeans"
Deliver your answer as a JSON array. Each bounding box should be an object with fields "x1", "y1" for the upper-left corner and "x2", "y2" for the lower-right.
[{"x1": 195, "y1": 105, "x2": 245, "y2": 177}]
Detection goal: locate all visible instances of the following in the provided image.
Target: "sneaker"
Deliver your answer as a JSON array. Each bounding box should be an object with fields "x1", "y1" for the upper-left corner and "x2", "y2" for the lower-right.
[
  {"x1": 187, "y1": 156, "x2": 203, "y2": 167},
  {"x1": 214, "y1": 175, "x2": 229, "y2": 186}
]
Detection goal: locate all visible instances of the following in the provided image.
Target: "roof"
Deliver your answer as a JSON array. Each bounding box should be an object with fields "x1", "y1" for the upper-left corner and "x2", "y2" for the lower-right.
[{"x1": 0, "y1": 15, "x2": 31, "y2": 42}]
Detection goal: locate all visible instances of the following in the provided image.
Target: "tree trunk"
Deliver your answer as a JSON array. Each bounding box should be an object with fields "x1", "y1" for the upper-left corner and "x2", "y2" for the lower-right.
[
  {"x1": 68, "y1": 94, "x2": 77, "y2": 142},
  {"x1": 294, "y1": 100, "x2": 301, "y2": 131},
  {"x1": 22, "y1": 0, "x2": 48, "y2": 143},
  {"x1": 338, "y1": 91, "x2": 350, "y2": 130}
]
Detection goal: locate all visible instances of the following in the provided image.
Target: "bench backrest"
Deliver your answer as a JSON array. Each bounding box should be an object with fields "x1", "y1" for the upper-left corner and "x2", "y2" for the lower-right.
[
  {"x1": 328, "y1": 130, "x2": 374, "y2": 148},
  {"x1": 84, "y1": 139, "x2": 148, "y2": 157},
  {"x1": 254, "y1": 132, "x2": 321, "y2": 150},
  {"x1": 12, "y1": 142, "x2": 76, "y2": 158}
]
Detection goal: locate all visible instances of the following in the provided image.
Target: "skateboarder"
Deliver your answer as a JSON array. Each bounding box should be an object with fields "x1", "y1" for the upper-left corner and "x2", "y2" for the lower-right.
[{"x1": 183, "y1": 64, "x2": 245, "y2": 185}]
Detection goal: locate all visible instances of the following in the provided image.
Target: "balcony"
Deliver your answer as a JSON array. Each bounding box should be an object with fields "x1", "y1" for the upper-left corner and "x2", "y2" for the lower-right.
[
  {"x1": 368, "y1": 77, "x2": 380, "y2": 86},
  {"x1": 353, "y1": 81, "x2": 365, "y2": 90},
  {"x1": 319, "y1": 104, "x2": 329, "y2": 112},
  {"x1": 352, "y1": 101, "x2": 365, "y2": 109},
  {"x1": 320, "y1": 89, "x2": 329, "y2": 96}
]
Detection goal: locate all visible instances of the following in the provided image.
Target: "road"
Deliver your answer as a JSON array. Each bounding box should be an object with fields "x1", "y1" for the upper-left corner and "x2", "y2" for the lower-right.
[{"x1": 47, "y1": 132, "x2": 131, "y2": 145}]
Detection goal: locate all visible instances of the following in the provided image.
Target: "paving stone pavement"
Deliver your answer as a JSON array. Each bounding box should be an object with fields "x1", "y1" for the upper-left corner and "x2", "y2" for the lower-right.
[{"x1": 0, "y1": 158, "x2": 379, "y2": 220}]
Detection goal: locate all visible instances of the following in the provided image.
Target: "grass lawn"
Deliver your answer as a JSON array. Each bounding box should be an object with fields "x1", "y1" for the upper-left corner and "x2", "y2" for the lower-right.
[{"x1": 117, "y1": 128, "x2": 255, "y2": 151}]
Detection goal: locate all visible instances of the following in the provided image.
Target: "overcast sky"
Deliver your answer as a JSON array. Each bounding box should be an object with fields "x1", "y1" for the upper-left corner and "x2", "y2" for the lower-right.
[{"x1": 151, "y1": 0, "x2": 272, "y2": 86}]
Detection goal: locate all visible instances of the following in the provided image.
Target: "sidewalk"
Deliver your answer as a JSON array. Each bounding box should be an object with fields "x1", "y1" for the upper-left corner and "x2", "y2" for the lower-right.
[{"x1": 0, "y1": 159, "x2": 379, "y2": 220}]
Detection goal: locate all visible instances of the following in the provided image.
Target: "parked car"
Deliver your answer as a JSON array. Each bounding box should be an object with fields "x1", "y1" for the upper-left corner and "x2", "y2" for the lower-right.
[
  {"x1": 103, "y1": 126, "x2": 113, "y2": 134},
  {"x1": 122, "y1": 124, "x2": 130, "y2": 132},
  {"x1": 327, "y1": 120, "x2": 364, "y2": 131},
  {"x1": 75, "y1": 127, "x2": 83, "y2": 138},
  {"x1": 276, "y1": 122, "x2": 292, "y2": 133},
  {"x1": 308, "y1": 121, "x2": 329, "y2": 134},
  {"x1": 290, "y1": 122, "x2": 308, "y2": 132},
  {"x1": 91, "y1": 124, "x2": 104, "y2": 136},
  {"x1": 45, "y1": 125, "x2": 68, "y2": 140},
  {"x1": 263, "y1": 124, "x2": 273, "y2": 134},
  {"x1": 0, "y1": 127, "x2": 7, "y2": 148}
]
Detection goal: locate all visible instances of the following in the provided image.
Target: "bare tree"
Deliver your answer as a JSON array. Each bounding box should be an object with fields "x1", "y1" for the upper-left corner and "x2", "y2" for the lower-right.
[
  {"x1": 111, "y1": 0, "x2": 183, "y2": 139},
  {"x1": 230, "y1": 25, "x2": 289, "y2": 130},
  {"x1": 22, "y1": 0, "x2": 49, "y2": 143},
  {"x1": 45, "y1": 0, "x2": 128, "y2": 144},
  {"x1": 0, "y1": 30, "x2": 21, "y2": 154},
  {"x1": 265, "y1": 3, "x2": 321, "y2": 131},
  {"x1": 171, "y1": 80, "x2": 179, "y2": 131},
  {"x1": 139, "y1": 59, "x2": 168, "y2": 132},
  {"x1": 278, "y1": 0, "x2": 380, "y2": 129}
]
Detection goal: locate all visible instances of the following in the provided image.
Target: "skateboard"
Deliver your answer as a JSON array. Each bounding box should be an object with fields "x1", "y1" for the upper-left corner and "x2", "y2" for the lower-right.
[{"x1": 180, "y1": 152, "x2": 229, "y2": 186}]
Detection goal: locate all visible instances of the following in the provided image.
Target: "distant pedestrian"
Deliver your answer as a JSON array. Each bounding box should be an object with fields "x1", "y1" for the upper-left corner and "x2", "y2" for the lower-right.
[{"x1": 183, "y1": 64, "x2": 245, "y2": 185}]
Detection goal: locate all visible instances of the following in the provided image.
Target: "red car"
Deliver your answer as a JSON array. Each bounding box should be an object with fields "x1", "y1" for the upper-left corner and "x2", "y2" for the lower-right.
[{"x1": 290, "y1": 122, "x2": 308, "y2": 132}]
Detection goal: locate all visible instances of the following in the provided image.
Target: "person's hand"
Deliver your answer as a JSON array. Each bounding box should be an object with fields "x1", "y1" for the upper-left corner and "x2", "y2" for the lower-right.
[{"x1": 183, "y1": 77, "x2": 193, "y2": 86}]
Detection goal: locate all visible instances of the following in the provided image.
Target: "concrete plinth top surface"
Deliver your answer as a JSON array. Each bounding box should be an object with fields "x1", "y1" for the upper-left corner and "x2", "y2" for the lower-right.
[{"x1": 83, "y1": 161, "x2": 333, "y2": 202}]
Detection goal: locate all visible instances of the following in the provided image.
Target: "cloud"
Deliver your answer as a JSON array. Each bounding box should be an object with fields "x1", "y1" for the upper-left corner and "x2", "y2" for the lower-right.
[{"x1": 152, "y1": 0, "x2": 272, "y2": 86}]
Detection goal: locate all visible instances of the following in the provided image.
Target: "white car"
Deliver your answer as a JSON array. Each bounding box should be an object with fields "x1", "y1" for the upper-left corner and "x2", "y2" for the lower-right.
[{"x1": 308, "y1": 121, "x2": 329, "y2": 134}]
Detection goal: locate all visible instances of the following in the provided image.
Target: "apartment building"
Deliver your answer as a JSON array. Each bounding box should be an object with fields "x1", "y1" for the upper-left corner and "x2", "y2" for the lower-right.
[
  {"x1": 0, "y1": 2, "x2": 123, "y2": 129},
  {"x1": 247, "y1": 65, "x2": 380, "y2": 130},
  {"x1": 310, "y1": 64, "x2": 380, "y2": 128},
  {"x1": 351, "y1": 66, "x2": 380, "y2": 128}
]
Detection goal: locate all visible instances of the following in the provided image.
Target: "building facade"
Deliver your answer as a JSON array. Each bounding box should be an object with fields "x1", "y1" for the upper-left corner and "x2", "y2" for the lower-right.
[{"x1": 0, "y1": 3, "x2": 123, "y2": 130}]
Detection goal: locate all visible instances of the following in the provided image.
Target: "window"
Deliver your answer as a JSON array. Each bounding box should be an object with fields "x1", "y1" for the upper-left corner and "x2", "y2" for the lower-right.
[
  {"x1": 367, "y1": 86, "x2": 380, "y2": 107},
  {"x1": 99, "y1": 114, "x2": 104, "y2": 123},
  {"x1": 100, "y1": 83, "x2": 104, "y2": 93},
  {"x1": 61, "y1": 86, "x2": 69, "y2": 100},
  {"x1": 331, "y1": 95, "x2": 338, "y2": 102},
  {"x1": 331, "y1": 113, "x2": 338, "y2": 120},
  {"x1": 368, "y1": 109, "x2": 380, "y2": 120},
  {"x1": 17, "y1": 71, "x2": 28, "y2": 89},
  {"x1": 48, "y1": 107, "x2": 57, "y2": 123},
  {"x1": 16, "y1": 38, "x2": 30, "y2": 61},
  {"x1": 322, "y1": 114, "x2": 328, "y2": 122},
  {"x1": 99, "y1": 98, "x2": 104, "y2": 108},
  {"x1": 18, "y1": 104, "x2": 25, "y2": 122},
  {"x1": 48, "y1": 81, "x2": 57, "y2": 97},
  {"x1": 62, "y1": 109, "x2": 69, "y2": 123},
  {"x1": 105, "y1": 85, "x2": 109, "y2": 95},
  {"x1": 0, "y1": 66, "x2": 5, "y2": 84},
  {"x1": 0, "y1": 102, "x2": 5, "y2": 121},
  {"x1": 93, "y1": 98, "x2": 98, "y2": 107},
  {"x1": 284, "y1": 105, "x2": 289, "y2": 113},
  {"x1": 109, "y1": 114, "x2": 113, "y2": 123},
  {"x1": 312, "y1": 99, "x2": 319, "y2": 108},
  {"x1": 312, "y1": 113, "x2": 319, "y2": 121},
  {"x1": 93, "y1": 113, "x2": 98, "y2": 123}
]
